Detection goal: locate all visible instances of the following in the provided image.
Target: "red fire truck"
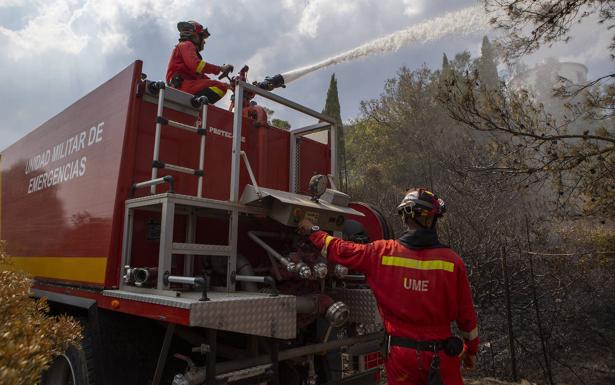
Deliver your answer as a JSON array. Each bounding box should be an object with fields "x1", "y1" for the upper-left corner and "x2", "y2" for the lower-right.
[{"x1": 0, "y1": 61, "x2": 391, "y2": 385}]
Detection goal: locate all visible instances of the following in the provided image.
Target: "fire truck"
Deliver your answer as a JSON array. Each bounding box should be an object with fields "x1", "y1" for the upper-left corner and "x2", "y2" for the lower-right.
[{"x1": 0, "y1": 61, "x2": 392, "y2": 385}]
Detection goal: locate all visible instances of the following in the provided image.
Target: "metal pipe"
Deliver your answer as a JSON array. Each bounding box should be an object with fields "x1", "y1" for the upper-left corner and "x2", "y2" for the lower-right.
[
  {"x1": 236, "y1": 254, "x2": 258, "y2": 292},
  {"x1": 167, "y1": 119, "x2": 199, "y2": 133},
  {"x1": 151, "y1": 86, "x2": 166, "y2": 194},
  {"x1": 289, "y1": 133, "x2": 297, "y2": 193},
  {"x1": 166, "y1": 275, "x2": 204, "y2": 286},
  {"x1": 165, "y1": 162, "x2": 197, "y2": 175},
  {"x1": 233, "y1": 275, "x2": 277, "y2": 296},
  {"x1": 240, "y1": 151, "x2": 261, "y2": 197},
  {"x1": 239, "y1": 81, "x2": 336, "y2": 124},
  {"x1": 330, "y1": 123, "x2": 337, "y2": 184},
  {"x1": 133, "y1": 267, "x2": 158, "y2": 287},
  {"x1": 229, "y1": 83, "x2": 243, "y2": 202},
  {"x1": 133, "y1": 175, "x2": 174, "y2": 194},
  {"x1": 233, "y1": 275, "x2": 269, "y2": 283},
  {"x1": 197, "y1": 105, "x2": 207, "y2": 198},
  {"x1": 247, "y1": 231, "x2": 290, "y2": 267},
  {"x1": 215, "y1": 333, "x2": 383, "y2": 375},
  {"x1": 152, "y1": 323, "x2": 175, "y2": 385},
  {"x1": 340, "y1": 274, "x2": 366, "y2": 281}
]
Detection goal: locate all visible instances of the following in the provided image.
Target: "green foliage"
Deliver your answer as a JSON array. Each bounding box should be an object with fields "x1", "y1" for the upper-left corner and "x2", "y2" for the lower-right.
[
  {"x1": 322, "y1": 74, "x2": 347, "y2": 191},
  {"x1": 271, "y1": 118, "x2": 290, "y2": 130},
  {"x1": 346, "y1": 40, "x2": 615, "y2": 383},
  {"x1": 438, "y1": 4, "x2": 615, "y2": 218},
  {"x1": 0, "y1": 242, "x2": 82, "y2": 385},
  {"x1": 477, "y1": 36, "x2": 499, "y2": 90}
]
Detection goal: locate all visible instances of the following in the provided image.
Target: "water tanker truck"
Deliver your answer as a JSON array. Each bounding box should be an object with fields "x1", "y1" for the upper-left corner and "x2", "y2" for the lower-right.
[{"x1": 0, "y1": 61, "x2": 392, "y2": 385}]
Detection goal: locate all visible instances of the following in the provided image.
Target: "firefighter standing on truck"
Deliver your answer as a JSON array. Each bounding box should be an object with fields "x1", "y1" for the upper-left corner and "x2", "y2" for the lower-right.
[
  {"x1": 299, "y1": 188, "x2": 479, "y2": 385},
  {"x1": 166, "y1": 21, "x2": 233, "y2": 104}
]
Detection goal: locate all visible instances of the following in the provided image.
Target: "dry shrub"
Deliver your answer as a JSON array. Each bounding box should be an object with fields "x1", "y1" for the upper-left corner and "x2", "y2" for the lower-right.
[{"x1": 0, "y1": 241, "x2": 82, "y2": 385}]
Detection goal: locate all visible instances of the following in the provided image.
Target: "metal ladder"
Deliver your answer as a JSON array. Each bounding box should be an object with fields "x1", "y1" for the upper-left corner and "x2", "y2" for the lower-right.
[
  {"x1": 125, "y1": 81, "x2": 244, "y2": 291},
  {"x1": 132, "y1": 81, "x2": 210, "y2": 197}
]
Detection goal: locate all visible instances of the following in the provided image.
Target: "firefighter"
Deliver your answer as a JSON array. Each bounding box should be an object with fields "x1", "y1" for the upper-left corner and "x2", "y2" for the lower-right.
[
  {"x1": 166, "y1": 21, "x2": 234, "y2": 104},
  {"x1": 298, "y1": 188, "x2": 479, "y2": 385}
]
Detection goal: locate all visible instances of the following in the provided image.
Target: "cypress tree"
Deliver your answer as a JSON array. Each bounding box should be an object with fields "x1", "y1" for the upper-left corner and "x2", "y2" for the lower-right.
[
  {"x1": 322, "y1": 74, "x2": 347, "y2": 191},
  {"x1": 478, "y1": 36, "x2": 500, "y2": 90},
  {"x1": 442, "y1": 53, "x2": 450, "y2": 71}
]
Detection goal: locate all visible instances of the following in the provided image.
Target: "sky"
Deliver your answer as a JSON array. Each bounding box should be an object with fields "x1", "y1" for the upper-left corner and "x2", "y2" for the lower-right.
[{"x1": 0, "y1": 0, "x2": 612, "y2": 151}]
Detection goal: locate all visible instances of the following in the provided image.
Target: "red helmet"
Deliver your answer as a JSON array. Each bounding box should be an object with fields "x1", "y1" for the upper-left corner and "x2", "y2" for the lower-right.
[
  {"x1": 397, "y1": 188, "x2": 446, "y2": 228},
  {"x1": 177, "y1": 21, "x2": 210, "y2": 41}
]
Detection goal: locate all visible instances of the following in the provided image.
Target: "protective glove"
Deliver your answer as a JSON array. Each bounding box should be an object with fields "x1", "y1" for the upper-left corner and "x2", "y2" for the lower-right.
[
  {"x1": 461, "y1": 351, "x2": 477, "y2": 371},
  {"x1": 219, "y1": 64, "x2": 234, "y2": 76},
  {"x1": 297, "y1": 219, "x2": 315, "y2": 236}
]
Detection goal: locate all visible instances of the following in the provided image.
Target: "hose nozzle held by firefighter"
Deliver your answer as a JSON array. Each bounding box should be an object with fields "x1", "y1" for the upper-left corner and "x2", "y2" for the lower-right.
[{"x1": 254, "y1": 74, "x2": 286, "y2": 91}]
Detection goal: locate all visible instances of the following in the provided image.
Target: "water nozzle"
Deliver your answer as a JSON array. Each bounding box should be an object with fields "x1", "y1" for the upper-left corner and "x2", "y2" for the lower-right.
[{"x1": 254, "y1": 74, "x2": 286, "y2": 91}]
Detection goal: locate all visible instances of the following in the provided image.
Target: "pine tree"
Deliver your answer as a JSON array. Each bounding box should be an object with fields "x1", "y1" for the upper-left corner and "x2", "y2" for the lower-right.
[
  {"x1": 478, "y1": 36, "x2": 500, "y2": 90},
  {"x1": 322, "y1": 74, "x2": 347, "y2": 191}
]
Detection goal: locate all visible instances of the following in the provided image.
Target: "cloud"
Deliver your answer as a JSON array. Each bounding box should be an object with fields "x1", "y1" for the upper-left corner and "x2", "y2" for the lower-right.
[
  {"x1": 0, "y1": 0, "x2": 604, "y2": 152},
  {"x1": 402, "y1": 0, "x2": 426, "y2": 16},
  {"x1": 0, "y1": 0, "x2": 88, "y2": 59},
  {"x1": 0, "y1": 0, "x2": 26, "y2": 6},
  {"x1": 297, "y1": 0, "x2": 360, "y2": 38}
]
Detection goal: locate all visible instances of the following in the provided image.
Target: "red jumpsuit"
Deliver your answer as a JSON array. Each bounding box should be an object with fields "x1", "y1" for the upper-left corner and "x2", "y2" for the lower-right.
[
  {"x1": 309, "y1": 230, "x2": 479, "y2": 385},
  {"x1": 166, "y1": 40, "x2": 229, "y2": 103}
]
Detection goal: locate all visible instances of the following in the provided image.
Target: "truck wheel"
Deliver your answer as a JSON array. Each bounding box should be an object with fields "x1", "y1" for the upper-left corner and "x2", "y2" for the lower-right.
[{"x1": 41, "y1": 338, "x2": 94, "y2": 385}]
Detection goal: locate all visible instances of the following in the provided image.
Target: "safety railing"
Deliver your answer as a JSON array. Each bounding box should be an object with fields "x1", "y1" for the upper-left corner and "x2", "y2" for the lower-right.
[{"x1": 229, "y1": 80, "x2": 337, "y2": 201}]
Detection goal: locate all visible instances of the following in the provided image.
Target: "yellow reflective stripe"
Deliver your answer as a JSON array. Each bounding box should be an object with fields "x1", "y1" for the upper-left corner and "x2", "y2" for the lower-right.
[
  {"x1": 2, "y1": 256, "x2": 107, "y2": 284},
  {"x1": 381, "y1": 256, "x2": 454, "y2": 272},
  {"x1": 196, "y1": 60, "x2": 206, "y2": 73},
  {"x1": 461, "y1": 327, "x2": 479, "y2": 340},
  {"x1": 321, "y1": 235, "x2": 335, "y2": 258},
  {"x1": 209, "y1": 86, "x2": 225, "y2": 97}
]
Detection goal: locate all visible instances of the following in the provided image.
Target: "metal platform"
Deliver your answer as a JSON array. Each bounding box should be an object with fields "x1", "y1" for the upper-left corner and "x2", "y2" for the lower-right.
[
  {"x1": 103, "y1": 289, "x2": 297, "y2": 339},
  {"x1": 126, "y1": 192, "x2": 267, "y2": 215}
]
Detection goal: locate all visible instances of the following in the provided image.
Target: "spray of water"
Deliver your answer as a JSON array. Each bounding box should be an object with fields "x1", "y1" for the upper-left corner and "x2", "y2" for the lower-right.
[{"x1": 280, "y1": 6, "x2": 490, "y2": 84}]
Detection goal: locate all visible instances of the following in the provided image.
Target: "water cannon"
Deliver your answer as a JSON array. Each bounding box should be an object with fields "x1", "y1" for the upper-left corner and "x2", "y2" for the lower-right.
[{"x1": 254, "y1": 74, "x2": 286, "y2": 91}]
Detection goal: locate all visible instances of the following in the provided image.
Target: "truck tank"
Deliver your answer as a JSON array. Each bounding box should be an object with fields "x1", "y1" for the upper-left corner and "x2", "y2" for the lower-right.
[{"x1": 1, "y1": 60, "x2": 390, "y2": 385}]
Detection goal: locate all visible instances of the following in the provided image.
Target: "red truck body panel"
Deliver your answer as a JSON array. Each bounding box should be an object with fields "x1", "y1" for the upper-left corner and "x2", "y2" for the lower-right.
[{"x1": 1, "y1": 61, "x2": 330, "y2": 289}]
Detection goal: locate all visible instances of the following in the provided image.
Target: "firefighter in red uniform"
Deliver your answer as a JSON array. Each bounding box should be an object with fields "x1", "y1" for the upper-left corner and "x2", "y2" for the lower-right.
[
  {"x1": 166, "y1": 21, "x2": 233, "y2": 104},
  {"x1": 299, "y1": 188, "x2": 479, "y2": 385}
]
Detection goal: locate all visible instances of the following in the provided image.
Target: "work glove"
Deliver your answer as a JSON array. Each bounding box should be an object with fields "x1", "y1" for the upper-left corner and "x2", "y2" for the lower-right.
[
  {"x1": 461, "y1": 351, "x2": 477, "y2": 371},
  {"x1": 297, "y1": 219, "x2": 315, "y2": 236},
  {"x1": 219, "y1": 64, "x2": 234, "y2": 76}
]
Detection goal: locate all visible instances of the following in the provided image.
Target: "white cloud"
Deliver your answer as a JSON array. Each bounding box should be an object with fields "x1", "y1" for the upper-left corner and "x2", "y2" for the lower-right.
[
  {"x1": 1, "y1": 0, "x2": 605, "y2": 151},
  {"x1": 0, "y1": 0, "x2": 26, "y2": 6},
  {"x1": 0, "y1": 0, "x2": 88, "y2": 59},
  {"x1": 402, "y1": 0, "x2": 425, "y2": 16},
  {"x1": 297, "y1": 0, "x2": 360, "y2": 38},
  {"x1": 97, "y1": 28, "x2": 130, "y2": 54}
]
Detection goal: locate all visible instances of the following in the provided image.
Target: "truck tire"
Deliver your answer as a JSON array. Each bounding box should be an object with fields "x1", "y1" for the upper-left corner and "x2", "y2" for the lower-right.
[{"x1": 41, "y1": 330, "x2": 95, "y2": 385}]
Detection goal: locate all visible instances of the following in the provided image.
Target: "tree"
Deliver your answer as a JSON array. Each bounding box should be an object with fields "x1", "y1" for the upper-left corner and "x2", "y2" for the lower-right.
[
  {"x1": 322, "y1": 74, "x2": 347, "y2": 191},
  {"x1": 261, "y1": 107, "x2": 291, "y2": 129},
  {"x1": 442, "y1": 53, "x2": 450, "y2": 72},
  {"x1": 271, "y1": 118, "x2": 291, "y2": 130},
  {"x1": 482, "y1": 0, "x2": 615, "y2": 123},
  {"x1": 484, "y1": 0, "x2": 615, "y2": 62},
  {"x1": 347, "y1": 53, "x2": 615, "y2": 384},
  {"x1": 477, "y1": 36, "x2": 500, "y2": 90},
  {"x1": 437, "y1": 2, "x2": 615, "y2": 217}
]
